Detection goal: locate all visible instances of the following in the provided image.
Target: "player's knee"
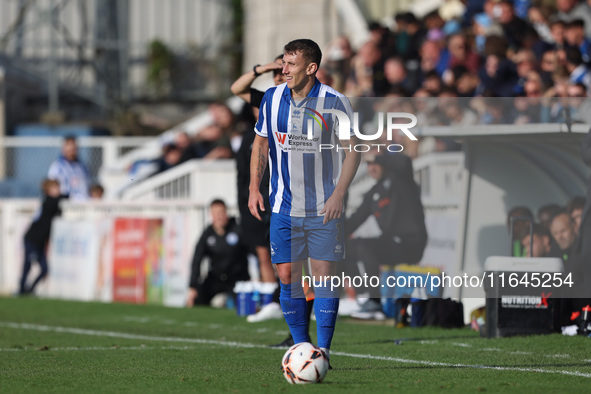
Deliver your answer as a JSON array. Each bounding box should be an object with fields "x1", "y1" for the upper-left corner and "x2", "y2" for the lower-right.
[{"x1": 276, "y1": 264, "x2": 293, "y2": 284}]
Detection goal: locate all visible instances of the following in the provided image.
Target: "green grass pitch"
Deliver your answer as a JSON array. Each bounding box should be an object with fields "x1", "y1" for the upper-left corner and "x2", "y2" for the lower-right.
[{"x1": 1, "y1": 297, "x2": 590, "y2": 393}]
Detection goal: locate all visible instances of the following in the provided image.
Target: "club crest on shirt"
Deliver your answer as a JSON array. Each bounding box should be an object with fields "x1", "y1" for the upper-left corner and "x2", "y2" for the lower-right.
[{"x1": 226, "y1": 232, "x2": 239, "y2": 246}]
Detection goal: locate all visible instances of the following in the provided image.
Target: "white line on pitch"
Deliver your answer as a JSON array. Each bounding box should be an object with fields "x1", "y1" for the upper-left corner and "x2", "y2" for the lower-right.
[
  {"x1": 0, "y1": 345, "x2": 202, "y2": 352},
  {"x1": 1, "y1": 322, "x2": 590, "y2": 379}
]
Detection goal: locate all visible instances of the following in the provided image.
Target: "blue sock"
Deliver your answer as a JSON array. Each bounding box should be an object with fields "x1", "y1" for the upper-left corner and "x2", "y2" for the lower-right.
[
  {"x1": 279, "y1": 282, "x2": 310, "y2": 344},
  {"x1": 314, "y1": 282, "x2": 339, "y2": 350}
]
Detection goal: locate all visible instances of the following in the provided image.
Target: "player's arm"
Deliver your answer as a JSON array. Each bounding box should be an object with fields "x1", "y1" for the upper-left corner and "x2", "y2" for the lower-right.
[
  {"x1": 230, "y1": 62, "x2": 282, "y2": 103},
  {"x1": 321, "y1": 137, "x2": 361, "y2": 224},
  {"x1": 248, "y1": 134, "x2": 269, "y2": 221}
]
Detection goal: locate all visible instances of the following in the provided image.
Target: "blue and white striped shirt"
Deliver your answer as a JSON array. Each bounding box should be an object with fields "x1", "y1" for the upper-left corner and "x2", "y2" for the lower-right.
[
  {"x1": 255, "y1": 78, "x2": 353, "y2": 217},
  {"x1": 47, "y1": 155, "x2": 91, "y2": 201}
]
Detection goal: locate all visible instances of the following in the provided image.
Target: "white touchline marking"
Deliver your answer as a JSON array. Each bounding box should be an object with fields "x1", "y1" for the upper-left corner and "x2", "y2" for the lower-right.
[
  {"x1": 451, "y1": 342, "x2": 472, "y2": 348},
  {"x1": 1, "y1": 322, "x2": 590, "y2": 379},
  {"x1": 0, "y1": 345, "x2": 203, "y2": 352},
  {"x1": 331, "y1": 352, "x2": 591, "y2": 379}
]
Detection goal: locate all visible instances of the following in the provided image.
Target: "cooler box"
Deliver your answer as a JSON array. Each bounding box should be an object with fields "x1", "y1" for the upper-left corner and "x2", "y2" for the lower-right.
[{"x1": 484, "y1": 256, "x2": 563, "y2": 338}]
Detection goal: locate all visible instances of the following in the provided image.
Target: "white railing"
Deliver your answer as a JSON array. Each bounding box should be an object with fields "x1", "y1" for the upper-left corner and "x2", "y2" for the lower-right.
[
  {"x1": 0, "y1": 135, "x2": 152, "y2": 197},
  {"x1": 120, "y1": 158, "x2": 237, "y2": 205}
]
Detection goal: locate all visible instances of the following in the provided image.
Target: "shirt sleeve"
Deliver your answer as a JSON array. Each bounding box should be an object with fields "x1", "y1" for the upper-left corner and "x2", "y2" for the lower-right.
[
  {"x1": 331, "y1": 95, "x2": 355, "y2": 138},
  {"x1": 47, "y1": 161, "x2": 60, "y2": 180}
]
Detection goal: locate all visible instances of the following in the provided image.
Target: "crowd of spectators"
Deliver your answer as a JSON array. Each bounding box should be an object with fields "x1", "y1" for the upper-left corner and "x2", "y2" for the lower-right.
[{"x1": 149, "y1": 0, "x2": 591, "y2": 172}]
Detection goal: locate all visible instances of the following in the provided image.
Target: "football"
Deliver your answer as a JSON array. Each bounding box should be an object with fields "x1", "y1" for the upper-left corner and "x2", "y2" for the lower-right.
[{"x1": 281, "y1": 342, "x2": 329, "y2": 384}]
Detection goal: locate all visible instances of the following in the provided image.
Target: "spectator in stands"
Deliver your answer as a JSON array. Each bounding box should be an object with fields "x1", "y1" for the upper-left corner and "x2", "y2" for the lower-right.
[
  {"x1": 393, "y1": 12, "x2": 424, "y2": 62},
  {"x1": 567, "y1": 196, "x2": 586, "y2": 234},
  {"x1": 174, "y1": 131, "x2": 199, "y2": 164},
  {"x1": 153, "y1": 143, "x2": 183, "y2": 175},
  {"x1": 347, "y1": 41, "x2": 382, "y2": 96},
  {"x1": 565, "y1": 47, "x2": 591, "y2": 87},
  {"x1": 478, "y1": 50, "x2": 519, "y2": 97},
  {"x1": 507, "y1": 206, "x2": 534, "y2": 257},
  {"x1": 345, "y1": 153, "x2": 427, "y2": 320},
  {"x1": 323, "y1": 36, "x2": 354, "y2": 92},
  {"x1": 89, "y1": 184, "x2": 104, "y2": 199},
  {"x1": 550, "y1": 210, "x2": 578, "y2": 262},
  {"x1": 539, "y1": 50, "x2": 559, "y2": 87},
  {"x1": 556, "y1": 0, "x2": 591, "y2": 37},
  {"x1": 316, "y1": 67, "x2": 334, "y2": 87},
  {"x1": 527, "y1": 4, "x2": 555, "y2": 47},
  {"x1": 187, "y1": 199, "x2": 249, "y2": 308},
  {"x1": 418, "y1": 40, "x2": 443, "y2": 84},
  {"x1": 48, "y1": 136, "x2": 91, "y2": 201},
  {"x1": 513, "y1": 49, "x2": 538, "y2": 95},
  {"x1": 473, "y1": 13, "x2": 503, "y2": 56},
  {"x1": 378, "y1": 56, "x2": 414, "y2": 96},
  {"x1": 493, "y1": 0, "x2": 534, "y2": 51},
  {"x1": 521, "y1": 223, "x2": 562, "y2": 258},
  {"x1": 549, "y1": 18, "x2": 567, "y2": 51},
  {"x1": 537, "y1": 203, "x2": 562, "y2": 231},
  {"x1": 19, "y1": 179, "x2": 66, "y2": 295},
  {"x1": 564, "y1": 19, "x2": 591, "y2": 64},
  {"x1": 566, "y1": 82, "x2": 591, "y2": 124},
  {"x1": 454, "y1": 66, "x2": 480, "y2": 96},
  {"x1": 443, "y1": 33, "x2": 481, "y2": 78},
  {"x1": 423, "y1": 70, "x2": 444, "y2": 95},
  {"x1": 194, "y1": 103, "x2": 235, "y2": 160}
]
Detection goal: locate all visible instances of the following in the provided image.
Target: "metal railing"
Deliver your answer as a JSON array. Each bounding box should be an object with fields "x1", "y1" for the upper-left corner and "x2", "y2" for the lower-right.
[{"x1": 0, "y1": 136, "x2": 152, "y2": 197}]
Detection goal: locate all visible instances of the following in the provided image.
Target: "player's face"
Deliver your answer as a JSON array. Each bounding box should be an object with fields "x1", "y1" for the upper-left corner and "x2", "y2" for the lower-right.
[{"x1": 282, "y1": 51, "x2": 312, "y2": 95}]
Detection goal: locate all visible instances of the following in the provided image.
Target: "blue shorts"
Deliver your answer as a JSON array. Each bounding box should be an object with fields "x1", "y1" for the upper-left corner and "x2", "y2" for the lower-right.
[{"x1": 269, "y1": 213, "x2": 345, "y2": 264}]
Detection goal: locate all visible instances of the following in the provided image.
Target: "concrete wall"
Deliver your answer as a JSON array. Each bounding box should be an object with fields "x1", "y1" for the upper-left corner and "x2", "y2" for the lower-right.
[{"x1": 242, "y1": 0, "x2": 341, "y2": 89}]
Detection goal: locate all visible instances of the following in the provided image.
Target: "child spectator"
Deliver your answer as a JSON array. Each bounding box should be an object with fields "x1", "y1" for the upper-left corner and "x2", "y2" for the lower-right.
[{"x1": 19, "y1": 179, "x2": 66, "y2": 295}]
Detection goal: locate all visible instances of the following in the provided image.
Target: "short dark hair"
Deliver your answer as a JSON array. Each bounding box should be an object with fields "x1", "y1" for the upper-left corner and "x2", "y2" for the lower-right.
[
  {"x1": 567, "y1": 196, "x2": 586, "y2": 213},
  {"x1": 566, "y1": 47, "x2": 583, "y2": 66},
  {"x1": 284, "y1": 39, "x2": 322, "y2": 69},
  {"x1": 566, "y1": 19, "x2": 585, "y2": 29},
  {"x1": 537, "y1": 203, "x2": 561, "y2": 220},
  {"x1": 521, "y1": 223, "x2": 550, "y2": 241},
  {"x1": 210, "y1": 199, "x2": 226, "y2": 208}
]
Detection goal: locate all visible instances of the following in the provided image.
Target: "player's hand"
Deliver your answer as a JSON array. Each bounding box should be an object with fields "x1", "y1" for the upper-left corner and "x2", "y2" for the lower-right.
[
  {"x1": 186, "y1": 288, "x2": 198, "y2": 307},
  {"x1": 248, "y1": 189, "x2": 265, "y2": 221},
  {"x1": 320, "y1": 192, "x2": 344, "y2": 224}
]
